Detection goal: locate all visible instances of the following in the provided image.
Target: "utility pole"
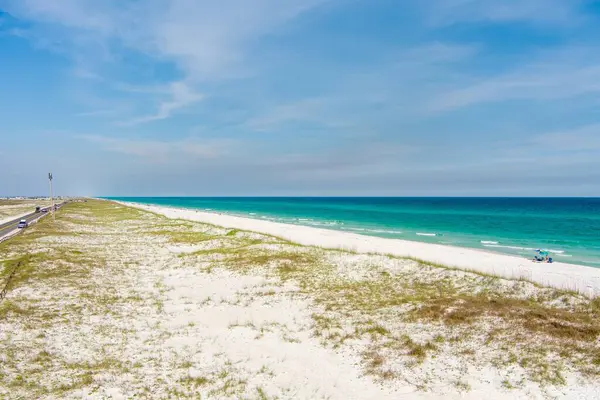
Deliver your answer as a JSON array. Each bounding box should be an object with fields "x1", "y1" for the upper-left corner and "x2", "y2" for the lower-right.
[{"x1": 48, "y1": 172, "x2": 54, "y2": 221}]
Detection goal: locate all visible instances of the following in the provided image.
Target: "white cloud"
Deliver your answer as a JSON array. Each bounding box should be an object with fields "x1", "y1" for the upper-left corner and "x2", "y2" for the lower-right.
[
  {"x1": 4, "y1": 0, "x2": 327, "y2": 80},
  {"x1": 80, "y1": 134, "x2": 235, "y2": 161},
  {"x1": 239, "y1": 42, "x2": 478, "y2": 133},
  {"x1": 150, "y1": 0, "x2": 327, "y2": 80},
  {"x1": 7, "y1": 0, "x2": 118, "y2": 33},
  {"x1": 3, "y1": 0, "x2": 328, "y2": 124},
  {"x1": 245, "y1": 98, "x2": 338, "y2": 132},
  {"x1": 428, "y1": 0, "x2": 586, "y2": 26},
  {"x1": 118, "y1": 81, "x2": 203, "y2": 126},
  {"x1": 429, "y1": 47, "x2": 600, "y2": 111}
]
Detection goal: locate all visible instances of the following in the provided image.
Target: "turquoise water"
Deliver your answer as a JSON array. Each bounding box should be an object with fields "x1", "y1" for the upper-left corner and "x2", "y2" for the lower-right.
[{"x1": 108, "y1": 197, "x2": 600, "y2": 268}]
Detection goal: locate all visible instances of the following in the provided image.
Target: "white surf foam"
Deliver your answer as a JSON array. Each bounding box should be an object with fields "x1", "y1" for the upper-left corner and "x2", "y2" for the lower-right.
[
  {"x1": 483, "y1": 244, "x2": 535, "y2": 251},
  {"x1": 370, "y1": 229, "x2": 403, "y2": 234}
]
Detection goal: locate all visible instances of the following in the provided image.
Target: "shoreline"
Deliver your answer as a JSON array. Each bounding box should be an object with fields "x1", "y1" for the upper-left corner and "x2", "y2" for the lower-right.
[
  {"x1": 4, "y1": 199, "x2": 599, "y2": 398},
  {"x1": 118, "y1": 201, "x2": 600, "y2": 297}
]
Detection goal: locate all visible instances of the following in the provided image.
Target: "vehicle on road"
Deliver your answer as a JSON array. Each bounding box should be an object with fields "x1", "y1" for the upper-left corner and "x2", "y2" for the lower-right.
[
  {"x1": 41, "y1": 208, "x2": 48, "y2": 213},
  {"x1": 35, "y1": 206, "x2": 41, "y2": 213},
  {"x1": 17, "y1": 219, "x2": 28, "y2": 229}
]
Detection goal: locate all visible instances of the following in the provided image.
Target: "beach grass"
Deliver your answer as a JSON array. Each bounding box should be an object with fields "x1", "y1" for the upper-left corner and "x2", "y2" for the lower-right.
[
  {"x1": 1, "y1": 199, "x2": 599, "y2": 398},
  {"x1": 167, "y1": 204, "x2": 600, "y2": 388}
]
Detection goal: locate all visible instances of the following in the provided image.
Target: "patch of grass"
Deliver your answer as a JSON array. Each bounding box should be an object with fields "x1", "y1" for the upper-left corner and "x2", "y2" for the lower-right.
[
  {"x1": 180, "y1": 375, "x2": 210, "y2": 387},
  {"x1": 453, "y1": 380, "x2": 471, "y2": 392},
  {"x1": 433, "y1": 334, "x2": 445, "y2": 343},
  {"x1": 81, "y1": 200, "x2": 146, "y2": 223},
  {"x1": 362, "y1": 324, "x2": 390, "y2": 337},
  {"x1": 191, "y1": 245, "x2": 322, "y2": 277},
  {"x1": 148, "y1": 229, "x2": 216, "y2": 244},
  {"x1": 402, "y1": 335, "x2": 437, "y2": 361},
  {"x1": 32, "y1": 350, "x2": 53, "y2": 365},
  {"x1": 228, "y1": 320, "x2": 256, "y2": 330},
  {"x1": 409, "y1": 293, "x2": 600, "y2": 342},
  {"x1": 502, "y1": 378, "x2": 516, "y2": 390},
  {"x1": 364, "y1": 350, "x2": 385, "y2": 369},
  {"x1": 300, "y1": 251, "x2": 600, "y2": 386},
  {"x1": 311, "y1": 313, "x2": 342, "y2": 337},
  {"x1": 1, "y1": 219, "x2": 104, "y2": 295},
  {"x1": 209, "y1": 372, "x2": 248, "y2": 398},
  {"x1": 0, "y1": 300, "x2": 35, "y2": 319}
]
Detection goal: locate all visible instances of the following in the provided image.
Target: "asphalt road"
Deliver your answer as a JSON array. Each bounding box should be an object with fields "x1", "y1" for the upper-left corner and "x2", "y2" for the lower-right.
[{"x1": 0, "y1": 204, "x2": 62, "y2": 239}]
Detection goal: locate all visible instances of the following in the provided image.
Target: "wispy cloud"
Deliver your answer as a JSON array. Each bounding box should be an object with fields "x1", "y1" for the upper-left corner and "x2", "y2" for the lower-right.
[
  {"x1": 429, "y1": 47, "x2": 600, "y2": 111},
  {"x1": 79, "y1": 134, "x2": 235, "y2": 161},
  {"x1": 428, "y1": 0, "x2": 587, "y2": 26},
  {"x1": 75, "y1": 109, "x2": 120, "y2": 117},
  {"x1": 149, "y1": 0, "x2": 327, "y2": 80},
  {"x1": 3, "y1": 0, "x2": 328, "y2": 124},
  {"x1": 244, "y1": 42, "x2": 479, "y2": 133},
  {"x1": 530, "y1": 123, "x2": 600, "y2": 152},
  {"x1": 4, "y1": 0, "x2": 328, "y2": 80},
  {"x1": 245, "y1": 98, "x2": 347, "y2": 132},
  {"x1": 4, "y1": 0, "x2": 600, "y2": 196},
  {"x1": 118, "y1": 81, "x2": 203, "y2": 126}
]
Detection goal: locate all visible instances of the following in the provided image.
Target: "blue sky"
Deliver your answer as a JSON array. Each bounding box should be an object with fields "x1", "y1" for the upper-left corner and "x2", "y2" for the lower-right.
[{"x1": 1, "y1": 0, "x2": 600, "y2": 196}]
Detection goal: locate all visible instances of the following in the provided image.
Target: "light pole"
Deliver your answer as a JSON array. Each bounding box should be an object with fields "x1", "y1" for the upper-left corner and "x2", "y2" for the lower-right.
[{"x1": 48, "y1": 172, "x2": 54, "y2": 221}]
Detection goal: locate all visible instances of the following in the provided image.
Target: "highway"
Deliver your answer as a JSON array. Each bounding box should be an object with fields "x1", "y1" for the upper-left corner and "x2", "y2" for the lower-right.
[{"x1": 0, "y1": 204, "x2": 63, "y2": 240}]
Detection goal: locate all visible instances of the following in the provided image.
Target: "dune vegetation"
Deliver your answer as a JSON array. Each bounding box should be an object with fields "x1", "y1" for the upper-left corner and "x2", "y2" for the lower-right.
[{"x1": 1, "y1": 199, "x2": 598, "y2": 399}]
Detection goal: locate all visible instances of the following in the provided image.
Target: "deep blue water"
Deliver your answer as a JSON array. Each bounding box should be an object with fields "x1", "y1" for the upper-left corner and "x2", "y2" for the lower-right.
[{"x1": 108, "y1": 197, "x2": 600, "y2": 268}]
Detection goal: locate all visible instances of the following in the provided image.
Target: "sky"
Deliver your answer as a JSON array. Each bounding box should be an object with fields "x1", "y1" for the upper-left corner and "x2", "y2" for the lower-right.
[{"x1": 1, "y1": 0, "x2": 600, "y2": 197}]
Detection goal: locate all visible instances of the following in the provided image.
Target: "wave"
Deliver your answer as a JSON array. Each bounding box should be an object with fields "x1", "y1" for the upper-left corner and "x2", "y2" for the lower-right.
[
  {"x1": 483, "y1": 244, "x2": 535, "y2": 251},
  {"x1": 341, "y1": 227, "x2": 403, "y2": 234},
  {"x1": 307, "y1": 221, "x2": 339, "y2": 226},
  {"x1": 482, "y1": 244, "x2": 566, "y2": 255},
  {"x1": 249, "y1": 213, "x2": 256, "y2": 215},
  {"x1": 480, "y1": 240, "x2": 499, "y2": 245},
  {"x1": 417, "y1": 232, "x2": 439, "y2": 237},
  {"x1": 370, "y1": 229, "x2": 403, "y2": 234}
]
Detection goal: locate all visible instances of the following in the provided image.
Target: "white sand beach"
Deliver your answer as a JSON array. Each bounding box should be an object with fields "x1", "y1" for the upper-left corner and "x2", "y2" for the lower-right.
[
  {"x1": 2, "y1": 200, "x2": 599, "y2": 399},
  {"x1": 124, "y1": 202, "x2": 600, "y2": 297}
]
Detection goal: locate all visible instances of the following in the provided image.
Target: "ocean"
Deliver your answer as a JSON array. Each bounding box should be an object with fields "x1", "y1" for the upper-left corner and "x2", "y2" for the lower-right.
[{"x1": 108, "y1": 197, "x2": 600, "y2": 268}]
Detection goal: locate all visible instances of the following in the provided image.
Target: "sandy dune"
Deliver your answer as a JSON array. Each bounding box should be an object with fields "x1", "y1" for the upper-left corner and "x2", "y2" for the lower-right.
[{"x1": 125, "y1": 202, "x2": 600, "y2": 297}]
